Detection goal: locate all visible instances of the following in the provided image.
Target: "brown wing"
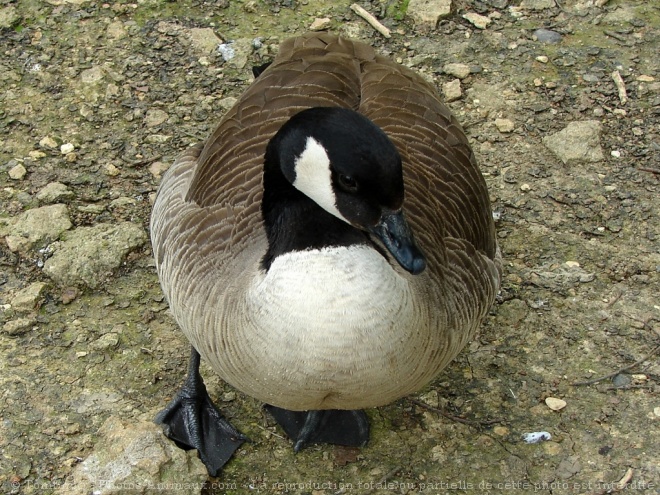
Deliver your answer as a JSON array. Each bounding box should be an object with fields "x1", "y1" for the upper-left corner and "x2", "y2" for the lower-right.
[{"x1": 184, "y1": 33, "x2": 495, "y2": 268}]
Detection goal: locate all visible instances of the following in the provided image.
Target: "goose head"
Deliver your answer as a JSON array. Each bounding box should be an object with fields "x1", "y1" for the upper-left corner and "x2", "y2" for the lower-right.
[{"x1": 264, "y1": 107, "x2": 426, "y2": 275}]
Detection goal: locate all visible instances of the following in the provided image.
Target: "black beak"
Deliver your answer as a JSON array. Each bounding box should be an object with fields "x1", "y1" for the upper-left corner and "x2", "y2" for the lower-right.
[{"x1": 368, "y1": 210, "x2": 426, "y2": 275}]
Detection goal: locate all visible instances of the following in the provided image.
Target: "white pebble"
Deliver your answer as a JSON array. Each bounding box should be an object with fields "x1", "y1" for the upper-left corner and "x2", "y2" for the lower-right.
[
  {"x1": 522, "y1": 431, "x2": 552, "y2": 444},
  {"x1": 60, "y1": 143, "x2": 75, "y2": 154}
]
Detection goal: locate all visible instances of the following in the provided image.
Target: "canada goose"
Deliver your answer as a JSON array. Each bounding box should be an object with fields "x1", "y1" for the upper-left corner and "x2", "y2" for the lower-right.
[{"x1": 150, "y1": 33, "x2": 501, "y2": 475}]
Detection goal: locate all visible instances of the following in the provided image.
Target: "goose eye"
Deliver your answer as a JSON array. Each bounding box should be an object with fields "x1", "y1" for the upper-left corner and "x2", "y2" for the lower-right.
[{"x1": 338, "y1": 174, "x2": 358, "y2": 192}]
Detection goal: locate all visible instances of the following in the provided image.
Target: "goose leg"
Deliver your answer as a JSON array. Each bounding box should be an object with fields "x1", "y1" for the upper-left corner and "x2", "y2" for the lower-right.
[
  {"x1": 155, "y1": 348, "x2": 247, "y2": 476},
  {"x1": 264, "y1": 405, "x2": 369, "y2": 452}
]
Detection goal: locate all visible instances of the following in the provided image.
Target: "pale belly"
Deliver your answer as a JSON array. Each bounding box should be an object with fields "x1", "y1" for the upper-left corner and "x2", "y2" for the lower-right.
[{"x1": 198, "y1": 246, "x2": 454, "y2": 410}]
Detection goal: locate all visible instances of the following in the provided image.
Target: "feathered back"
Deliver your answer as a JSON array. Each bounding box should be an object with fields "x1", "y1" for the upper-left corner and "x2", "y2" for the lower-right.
[{"x1": 185, "y1": 33, "x2": 496, "y2": 273}]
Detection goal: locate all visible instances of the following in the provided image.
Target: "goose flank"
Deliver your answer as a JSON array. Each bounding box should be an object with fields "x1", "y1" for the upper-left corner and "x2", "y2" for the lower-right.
[{"x1": 150, "y1": 33, "x2": 501, "y2": 476}]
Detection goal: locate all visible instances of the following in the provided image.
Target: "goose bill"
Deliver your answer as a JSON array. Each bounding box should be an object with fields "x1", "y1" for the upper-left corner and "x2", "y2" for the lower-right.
[{"x1": 369, "y1": 210, "x2": 426, "y2": 275}]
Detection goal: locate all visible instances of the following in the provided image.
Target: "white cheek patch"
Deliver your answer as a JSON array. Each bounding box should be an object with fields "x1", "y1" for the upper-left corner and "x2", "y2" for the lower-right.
[{"x1": 292, "y1": 136, "x2": 350, "y2": 223}]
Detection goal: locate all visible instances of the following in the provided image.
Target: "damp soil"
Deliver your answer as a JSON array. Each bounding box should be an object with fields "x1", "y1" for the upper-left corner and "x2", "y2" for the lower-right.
[{"x1": 1, "y1": 0, "x2": 659, "y2": 494}]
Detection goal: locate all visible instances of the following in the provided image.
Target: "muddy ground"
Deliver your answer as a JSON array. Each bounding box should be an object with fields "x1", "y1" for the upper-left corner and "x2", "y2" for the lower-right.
[{"x1": 0, "y1": 0, "x2": 658, "y2": 494}]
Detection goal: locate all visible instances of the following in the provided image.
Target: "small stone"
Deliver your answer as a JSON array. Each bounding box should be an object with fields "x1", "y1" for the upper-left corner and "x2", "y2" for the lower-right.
[
  {"x1": 39, "y1": 136, "x2": 59, "y2": 149},
  {"x1": 545, "y1": 397, "x2": 567, "y2": 411},
  {"x1": 543, "y1": 442, "x2": 562, "y2": 455},
  {"x1": 495, "y1": 118, "x2": 515, "y2": 132},
  {"x1": 188, "y1": 27, "x2": 222, "y2": 54},
  {"x1": 309, "y1": 17, "x2": 331, "y2": 31},
  {"x1": 520, "y1": 183, "x2": 531, "y2": 192},
  {"x1": 29, "y1": 150, "x2": 47, "y2": 160},
  {"x1": 534, "y1": 78, "x2": 543, "y2": 87},
  {"x1": 443, "y1": 62, "x2": 471, "y2": 79},
  {"x1": 11, "y1": 282, "x2": 48, "y2": 311},
  {"x1": 149, "y1": 161, "x2": 170, "y2": 179},
  {"x1": 8, "y1": 163, "x2": 27, "y2": 180},
  {"x1": 636, "y1": 75, "x2": 655, "y2": 82},
  {"x1": 218, "y1": 97, "x2": 238, "y2": 112},
  {"x1": 60, "y1": 143, "x2": 75, "y2": 155},
  {"x1": 145, "y1": 109, "x2": 169, "y2": 127},
  {"x1": 520, "y1": 0, "x2": 555, "y2": 9},
  {"x1": 443, "y1": 79, "x2": 462, "y2": 102},
  {"x1": 407, "y1": 0, "x2": 453, "y2": 27},
  {"x1": 611, "y1": 150, "x2": 621, "y2": 158},
  {"x1": 462, "y1": 12, "x2": 491, "y2": 29},
  {"x1": 493, "y1": 426, "x2": 509, "y2": 436},
  {"x1": 2, "y1": 317, "x2": 36, "y2": 336},
  {"x1": 105, "y1": 163, "x2": 120, "y2": 176},
  {"x1": 536, "y1": 55, "x2": 549, "y2": 63},
  {"x1": 533, "y1": 28, "x2": 562, "y2": 43},
  {"x1": 43, "y1": 222, "x2": 147, "y2": 288},
  {"x1": 59, "y1": 416, "x2": 207, "y2": 495},
  {"x1": 542, "y1": 121, "x2": 604, "y2": 164},
  {"x1": 80, "y1": 66, "x2": 104, "y2": 84},
  {"x1": 90, "y1": 333, "x2": 120, "y2": 350},
  {"x1": 36, "y1": 182, "x2": 74, "y2": 204},
  {"x1": 2, "y1": 204, "x2": 72, "y2": 253}
]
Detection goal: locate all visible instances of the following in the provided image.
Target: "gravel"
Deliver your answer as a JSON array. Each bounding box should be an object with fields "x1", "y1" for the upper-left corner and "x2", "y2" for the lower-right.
[{"x1": 1, "y1": 0, "x2": 658, "y2": 493}]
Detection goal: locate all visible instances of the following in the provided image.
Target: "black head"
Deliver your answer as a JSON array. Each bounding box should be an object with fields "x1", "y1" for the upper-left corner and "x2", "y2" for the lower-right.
[{"x1": 265, "y1": 107, "x2": 426, "y2": 274}]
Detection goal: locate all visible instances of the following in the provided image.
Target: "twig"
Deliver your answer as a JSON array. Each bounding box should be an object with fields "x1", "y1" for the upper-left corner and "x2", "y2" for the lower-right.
[
  {"x1": 604, "y1": 30, "x2": 628, "y2": 43},
  {"x1": 604, "y1": 290, "x2": 623, "y2": 309},
  {"x1": 572, "y1": 345, "x2": 660, "y2": 386},
  {"x1": 409, "y1": 398, "x2": 503, "y2": 428},
  {"x1": 350, "y1": 3, "x2": 391, "y2": 38},
  {"x1": 611, "y1": 70, "x2": 628, "y2": 104},
  {"x1": 616, "y1": 468, "x2": 634, "y2": 490},
  {"x1": 639, "y1": 166, "x2": 660, "y2": 175},
  {"x1": 365, "y1": 466, "x2": 401, "y2": 494},
  {"x1": 124, "y1": 154, "x2": 163, "y2": 167}
]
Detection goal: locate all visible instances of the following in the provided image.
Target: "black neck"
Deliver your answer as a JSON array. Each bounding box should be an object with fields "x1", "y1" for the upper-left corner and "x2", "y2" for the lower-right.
[{"x1": 260, "y1": 149, "x2": 368, "y2": 271}]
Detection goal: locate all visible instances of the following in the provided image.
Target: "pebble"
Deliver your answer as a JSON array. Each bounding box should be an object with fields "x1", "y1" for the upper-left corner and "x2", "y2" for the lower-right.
[
  {"x1": 520, "y1": 0, "x2": 555, "y2": 9},
  {"x1": 36, "y1": 182, "x2": 74, "y2": 204},
  {"x1": 495, "y1": 118, "x2": 515, "y2": 132},
  {"x1": 535, "y1": 55, "x2": 549, "y2": 63},
  {"x1": 443, "y1": 62, "x2": 471, "y2": 79},
  {"x1": 493, "y1": 426, "x2": 509, "y2": 436},
  {"x1": 188, "y1": 27, "x2": 222, "y2": 54},
  {"x1": 309, "y1": 17, "x2": 331, "y2": 31},
  {"x1": 149, "y1": 161, "x2": 170, "y2": 179},
  {"x1": 8, "y1": 163, "x2": 27, "y2": 180},
  {"x1": 2, "y1": 203, "x2": 72, "y2": 253},
  {"x1": 144, "y1": 109, "x2": 169, "y2": 127},
  {"x1": 407, "y1": 0, "x2": 452, "y2": 27},
  {"x1": 533, "y1": 28, "x2": 562, "y2": 43},
  {"x1": 60, "y1": 143, "x2": 75, "y2": 155},
  {"x1": 42, "y1": 222, "x2": 147, "y2": 288},
  {"x1": 39, "y1": 136, "x2": 59, "y2": 149},
  {"x1": 545, "y1": 397, "x2": 567, "y2": 411},
  {"x1": 90, "y1": 333, "x2": 120, "y2": 350},
  {"x1": 11, "y1": 282, "x2": 48, "y2": 311},
  {"x1": 59, "y1": 416, "x2": 206, "y2": 495},
  {"x1": 542, "y1": 120, "x2": 604, "y2": 164},
  {"x1": 462, "y1": 12, "x2": 491, "y2": 30},
  {"x1": 520, "y1": 183, "x2": 531, "y2": 192},
  {"x1": 443, "y1": 79, "x2": 462, "y2": 102},
  {"x1": 217, "y1": 42, "x2": 236, "y2": 62},
  {"x1": 2, "y1": 317, "x2": 36, "y2": 336},
  {"x1": 522, "y1": 431, "x2": 552, "y2": 443},
  {"x1": 105, "y1": 163, "x2": 120, "y2": 176}
]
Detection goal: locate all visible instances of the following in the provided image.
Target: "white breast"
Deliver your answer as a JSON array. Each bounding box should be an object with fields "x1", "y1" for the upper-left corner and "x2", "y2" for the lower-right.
[{"x1": 203, "y1": 245, "x2": 446, "y2": 410}]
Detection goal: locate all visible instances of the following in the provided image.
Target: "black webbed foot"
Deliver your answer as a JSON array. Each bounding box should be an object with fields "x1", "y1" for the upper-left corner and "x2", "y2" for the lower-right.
[
  {"x1": 264, "y1": 405, "x2": 369, "y2": 452},
  {"x1": 155, "y1": 348, "x2": 248, "y2": 476}
]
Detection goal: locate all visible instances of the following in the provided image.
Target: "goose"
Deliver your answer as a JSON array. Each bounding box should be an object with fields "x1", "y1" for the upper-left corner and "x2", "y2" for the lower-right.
[{"x1": 150, "y1": 33, "x2": 501, "y2": 476}]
